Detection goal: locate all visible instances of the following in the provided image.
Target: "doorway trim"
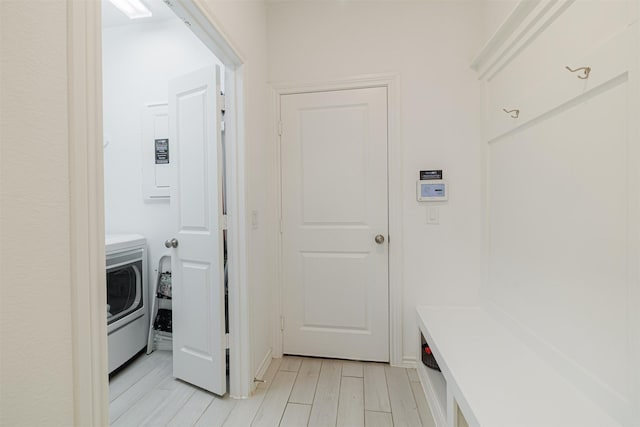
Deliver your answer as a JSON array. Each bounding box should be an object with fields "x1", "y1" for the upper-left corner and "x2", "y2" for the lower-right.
[
  {"x1": 67, "y1": 1, "x2": 250, "y2": 424},
  {"x1": 271, "y1": 74, "x2": 405, "y2": 367}
]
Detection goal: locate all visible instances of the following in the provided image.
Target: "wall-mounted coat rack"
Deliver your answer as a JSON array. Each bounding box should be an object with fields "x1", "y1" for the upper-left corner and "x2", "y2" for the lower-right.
[
  {"x1": 502, "y1": 108, "x2": 520, "y2": 119},
  {"x1": 565, "y1": 65, "x2": 591, "y2": 79}
]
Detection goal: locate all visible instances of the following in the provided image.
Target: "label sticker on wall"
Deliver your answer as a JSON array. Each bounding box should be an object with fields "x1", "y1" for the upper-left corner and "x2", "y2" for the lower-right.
[
  {"x1": 155, "y1": 139, "x2": 169, "y2": 164},
  {"x1": 420, "y1": 170, "x2": 442, "y2": 180}
]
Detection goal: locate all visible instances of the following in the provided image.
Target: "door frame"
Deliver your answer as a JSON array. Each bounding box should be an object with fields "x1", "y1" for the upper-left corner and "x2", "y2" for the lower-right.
[
  {"x1": 67, "y1": 1, "x2": 251, "y2": 425},
  {"x1": 272, "y1": 74, "x2": 406, "y2": 367}
]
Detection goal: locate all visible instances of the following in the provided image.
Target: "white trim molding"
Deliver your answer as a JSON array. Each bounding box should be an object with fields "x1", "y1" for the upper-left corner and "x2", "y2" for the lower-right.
[
  {"x1": 401, "y1": 356, "x2": 417, "y2": 369},
  {"x1": 224, "y1": 65, "x2": 253, "y2": 398},
  {"x1": 471, "y1": 0, "x2": 575, "y2": 81},
  {"x1": 272, "y1": 74, "x2": 404, "y2": 366},
  {"x1": 174, "y1": 0, "x2": 246, "y2": 67},
  {"x1": 67, "y1": 1, "x2": 109, "y2": 425}
]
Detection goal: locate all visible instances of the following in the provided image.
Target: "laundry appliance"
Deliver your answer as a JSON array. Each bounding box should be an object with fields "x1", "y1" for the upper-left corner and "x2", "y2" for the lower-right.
[{"x1": 106, "y1": 234, "x2": 148, "y2": 373}]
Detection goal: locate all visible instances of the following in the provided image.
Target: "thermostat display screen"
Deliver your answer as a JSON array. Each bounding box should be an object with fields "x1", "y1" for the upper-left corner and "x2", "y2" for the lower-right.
[
  {"x1": 421, "y1": 183, "x2": 445, "y2": 198},
  {"x1": 416, "y1": 179, "x2": 448, "y2": 201}
]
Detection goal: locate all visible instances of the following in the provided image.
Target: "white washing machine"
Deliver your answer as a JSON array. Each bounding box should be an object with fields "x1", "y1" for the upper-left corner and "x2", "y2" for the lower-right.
[{"x1": 106, "y1": 234, "x2": 148, "y2": 373}]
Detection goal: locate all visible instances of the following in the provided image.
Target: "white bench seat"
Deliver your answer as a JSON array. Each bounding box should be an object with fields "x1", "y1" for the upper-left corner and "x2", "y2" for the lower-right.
[{"x1": 416, "y1": 306, "x2": 622, "y2": 427}]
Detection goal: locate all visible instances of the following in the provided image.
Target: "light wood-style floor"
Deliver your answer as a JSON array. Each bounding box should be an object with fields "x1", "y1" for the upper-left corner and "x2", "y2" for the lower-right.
[{"x1": 109, "y1": 351, "x2": 435, "y2": 427}]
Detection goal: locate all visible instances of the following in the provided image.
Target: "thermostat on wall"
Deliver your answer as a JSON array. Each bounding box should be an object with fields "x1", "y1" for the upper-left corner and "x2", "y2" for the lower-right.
[
  {"x1": 417, "y1": 170, "x2": 447, "y2": 201},
  {"x1": 417, "y1": 180, "x2": 447, "y2": 201}
]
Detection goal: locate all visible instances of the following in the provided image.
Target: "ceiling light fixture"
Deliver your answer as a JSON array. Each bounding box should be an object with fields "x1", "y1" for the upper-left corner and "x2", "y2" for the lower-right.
[{"x1": 109, "y1": 0, "x2": 152, "y2": 19}]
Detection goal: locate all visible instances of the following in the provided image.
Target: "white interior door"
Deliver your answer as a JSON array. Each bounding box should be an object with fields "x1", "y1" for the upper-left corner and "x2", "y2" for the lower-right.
[
  {"x1": 168, "y1": 65, "x2": 226, "y2": 395},
  {"x1": 280, "y1": 87, "x2": 389, "y2": 362}
]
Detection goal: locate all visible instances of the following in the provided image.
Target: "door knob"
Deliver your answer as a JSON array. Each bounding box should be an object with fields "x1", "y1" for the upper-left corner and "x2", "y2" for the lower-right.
[
  {"x1": 164, "y1": 238, "x2": 179, "y2": 248},
  {"x1": 374, "y1": 234, "x2": 385, "y2": 244}
]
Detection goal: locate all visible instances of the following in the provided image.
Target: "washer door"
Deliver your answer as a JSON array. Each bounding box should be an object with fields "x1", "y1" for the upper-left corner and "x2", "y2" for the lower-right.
[{"x1": 107, "y1": 256, "x2": 143, "y2": 333}]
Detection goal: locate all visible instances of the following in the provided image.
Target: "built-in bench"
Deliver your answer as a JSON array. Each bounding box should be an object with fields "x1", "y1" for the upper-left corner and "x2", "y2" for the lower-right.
[{"x1": 416, "y1": 306, "x2": 622, "y2": 427}]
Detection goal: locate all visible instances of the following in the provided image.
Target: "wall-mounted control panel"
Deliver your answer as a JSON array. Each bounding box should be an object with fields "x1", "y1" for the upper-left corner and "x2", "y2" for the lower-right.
[
  {"x1": 142, "y1": 103, "x2": 171, "y2": 200},
  {"x1": 417, "y1": 170, "x2": 448, "y2": 202}
]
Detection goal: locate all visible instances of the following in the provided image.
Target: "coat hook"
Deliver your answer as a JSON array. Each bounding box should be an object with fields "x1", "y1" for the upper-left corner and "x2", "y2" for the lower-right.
[
  {"x1": 502, "y1": 108, "x2": 520, "y2": 119},
  {"x1": 565, "y1": 66, "x2": 591, "y2": 79}
]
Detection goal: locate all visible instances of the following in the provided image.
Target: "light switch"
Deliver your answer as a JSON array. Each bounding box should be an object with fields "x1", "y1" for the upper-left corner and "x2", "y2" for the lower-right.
[{"x1": 427, "y1": 206, "x2": 439, "y2": 225}]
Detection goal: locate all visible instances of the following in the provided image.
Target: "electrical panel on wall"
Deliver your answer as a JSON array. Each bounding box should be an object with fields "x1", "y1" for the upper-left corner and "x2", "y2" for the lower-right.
[
  {"x1": 142, "y1": 103, "x2": 171, "y2": 200},
  {"x1": 416, "y1": 170, "x2": 447, "y2": 202}
]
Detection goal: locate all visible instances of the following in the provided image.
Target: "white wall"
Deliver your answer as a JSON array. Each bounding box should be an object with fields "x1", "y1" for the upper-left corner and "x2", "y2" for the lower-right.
[
  {"x1": 0, "y1": 1, "x2": 75, "y2": 425},
  {"x1": 102, "y1": 17, "x2": 221, "y2": 303},
  {"x1": 1, "y1": 0, "x2": 273, "y2": 422},
  {"x1": 267, "y1": 1, "x2": 485, "y2": 363},
  {"x1": 477, "y1": 1, "x2": 640, "y2": 423},
  {"x1": 197, "y1": 0, "x2": 274, "y2": 380}
]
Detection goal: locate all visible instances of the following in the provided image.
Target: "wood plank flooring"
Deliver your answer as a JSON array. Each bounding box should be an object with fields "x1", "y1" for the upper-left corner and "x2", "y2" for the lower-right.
[{"x1": 110, "y1": 351, "x2": 436, "y2": 427}]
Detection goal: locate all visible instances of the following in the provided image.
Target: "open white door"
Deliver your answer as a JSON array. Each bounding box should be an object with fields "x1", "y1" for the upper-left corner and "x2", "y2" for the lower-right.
[{"x1": 168, "y1": 65, "x2": 226, "y2": 395}]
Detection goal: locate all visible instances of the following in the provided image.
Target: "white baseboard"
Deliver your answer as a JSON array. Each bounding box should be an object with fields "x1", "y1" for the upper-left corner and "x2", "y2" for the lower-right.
[
  {"x1": 392, "y1": 355, "x2": 416, "y2": 369},
  {"x1": 254, "y1": 347, "x2": 273, "y2": 383}
]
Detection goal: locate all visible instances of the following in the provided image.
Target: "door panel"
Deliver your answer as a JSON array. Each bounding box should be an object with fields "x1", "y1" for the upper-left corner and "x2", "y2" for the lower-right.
[
  {"x1": 302, "y1": 252, "x2": 368, "y2": 329},
  {"x1": 169, "y1": 65, "x2": 226, "y2": 395},
  {"x1": 300, "y1": 105, "x2": 367, "y2": 224},
  {"x1": 281, "y1": 87, "x2": 389, "y2": 361}
]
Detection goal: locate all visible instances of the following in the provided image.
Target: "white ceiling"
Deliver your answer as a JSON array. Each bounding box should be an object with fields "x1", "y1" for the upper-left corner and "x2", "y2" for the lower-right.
[{"x1": 102, "y1": 0, "x2": 179, "y2": 28}]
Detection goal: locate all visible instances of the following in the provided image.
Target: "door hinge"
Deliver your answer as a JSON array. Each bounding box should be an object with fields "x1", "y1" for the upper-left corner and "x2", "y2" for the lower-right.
[
  {"x1": 221, "y1": 215, "x2": 228, "y2": 230},
  {"x1": 280, "y1": 315, "x2": 285, "y2": 331},
  {"x1": 225, "y1": 333, "x2": 230, "y2": 349},
  {"x1": 221, "y1": 120, "x2": 225, "y2": 132},
  {"x1": 219, "y1": 92, "x2": 226, "y2": 112},
  {"x1": 278, "y1": 121, "x2": 283, "y2": 136}
]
